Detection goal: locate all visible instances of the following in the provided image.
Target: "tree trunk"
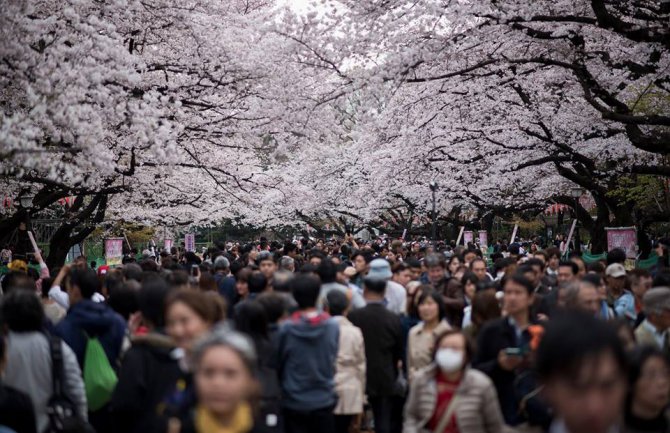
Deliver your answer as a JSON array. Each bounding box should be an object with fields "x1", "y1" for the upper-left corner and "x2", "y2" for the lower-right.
[{"x1": 45, "y1": 194, "x2": 108, "y2": 268}]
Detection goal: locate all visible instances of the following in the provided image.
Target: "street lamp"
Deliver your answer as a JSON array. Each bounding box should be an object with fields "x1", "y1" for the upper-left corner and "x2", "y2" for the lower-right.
[
  {"x1": 429, "y1": 181, "x2": 438, "y2": 245},
  {"x1": 18, "y1": 194, "x2": 34, "y2": 209},
  {"x1": 569, "y1": 187, "x2": 584, "y2": 254}
]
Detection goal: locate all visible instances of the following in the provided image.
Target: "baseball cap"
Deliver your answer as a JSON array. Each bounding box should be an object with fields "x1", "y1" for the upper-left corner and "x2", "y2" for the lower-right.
[
  {"x1": 605, "y1": 263, "x2": 626, "y2": 278},
  {"x1": 97, "y1": 265, "x2": 110, "y2": 276}
]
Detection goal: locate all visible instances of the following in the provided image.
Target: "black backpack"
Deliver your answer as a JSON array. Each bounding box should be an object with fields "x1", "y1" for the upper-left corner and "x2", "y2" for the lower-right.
[{"x1": 44, "y1": 335, "x2": 95, "y2": 433}]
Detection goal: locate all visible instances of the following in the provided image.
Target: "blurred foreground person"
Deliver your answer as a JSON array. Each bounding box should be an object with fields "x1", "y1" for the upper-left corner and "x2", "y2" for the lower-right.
[
  {"x1": 537, "y1": 313, "x2": 628, "y2": 433},
  {"x1": 623, "y1": 346, "x2": 670, "y2": 433},
  {"x1": 169, "y1": 329, "x2": 262, "y2": 433}
]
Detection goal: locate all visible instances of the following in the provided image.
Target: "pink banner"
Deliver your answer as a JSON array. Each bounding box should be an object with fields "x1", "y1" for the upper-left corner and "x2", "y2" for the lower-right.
[
  {"x1": 463, "y1": 231, "x2": 473, "y2": 245},
  {"x1": 478, "y1": 231, "x2": 488, "y2": 247},
  {"x1": 105, "y1": 238, "x2": 124, "y2": 267},
  {"x1": 185, "y1": 233, "x2": 195, "y2": 252},
  {"x1": 606, "y1": 227, "x2": 637, "y2": 259},
  {"x1": 164, "y1": 239, "x2": 173, "y2": 251}
]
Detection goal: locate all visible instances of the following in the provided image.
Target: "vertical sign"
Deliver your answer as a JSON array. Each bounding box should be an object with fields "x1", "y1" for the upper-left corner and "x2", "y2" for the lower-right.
[
  {"x1": 104, "y1": 238, "x2": 124, "y2": 267},
  {"x1": 455, "y1": 226, "x2": 465, "y2": 246},
  {"x1": 184, "y1": 233, "x2": 195, "y2": 252},
  {"x1": 562, "y1": 219, "x2": 578, "y2": 254},
  {"x1": 478, "y1": 230, "x2": 488, "y2": 248},
  {"x1": 164, "y1": 239, "x2": 173, "y2": 252},
  {"x1": 606, "y1": 227, "x2": 637, "y2": 259},
  {"x1": 510, "y1": 224, "x2": 519, "y2": 245},
  {"x1": 463, "y1": 231, "x2": 474, "y2": 246},
  {"x1": 401, "y1": 229, "x2": 407, "y2": 240}
]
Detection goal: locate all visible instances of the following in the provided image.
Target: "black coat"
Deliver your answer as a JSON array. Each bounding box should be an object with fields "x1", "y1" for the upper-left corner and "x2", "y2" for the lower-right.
[
  {"x1": 0, "y1": 384, "x2": 36, "y2": 433},
  {"x1": 473, "y1": 317, "x2": 533, "y2": 426},
  {"x1": 110, "y1": 333, "x2": 182, "y2": 433},
  {"x1": 348, "y1": 303, "x2": 403, "y2": 398}
]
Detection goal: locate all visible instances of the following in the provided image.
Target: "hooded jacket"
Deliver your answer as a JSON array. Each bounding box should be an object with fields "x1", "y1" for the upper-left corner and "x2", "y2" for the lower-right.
[
  {"x1": 277, "y1": 311, "x2": 339, "y2": 411},
  {"x1": 54, "y1": 299, "x2": 127, "y2": 369},
  {"x1": 110, "y1": 333, "x2": 182, "y2": 433}
]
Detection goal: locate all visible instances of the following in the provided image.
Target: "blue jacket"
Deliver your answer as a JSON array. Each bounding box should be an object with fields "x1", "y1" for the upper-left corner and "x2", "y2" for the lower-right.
[
  {"x1": 277, "y1": 312, "x2": 339, "y2": 411},
  {"x1": 54, "y1": 300, "x2": 127, "y2": 369}
]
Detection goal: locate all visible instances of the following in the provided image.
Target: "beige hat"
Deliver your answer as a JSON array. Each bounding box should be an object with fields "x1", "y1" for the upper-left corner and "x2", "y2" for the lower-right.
[{"x1": 605, "y1": 263, "x2": 626, "y2": 278}]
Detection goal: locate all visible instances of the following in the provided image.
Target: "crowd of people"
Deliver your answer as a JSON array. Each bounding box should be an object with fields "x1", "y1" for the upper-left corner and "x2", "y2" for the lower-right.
[{"x1": 0, "y1": 235, "x2": 669, "y2": 433}]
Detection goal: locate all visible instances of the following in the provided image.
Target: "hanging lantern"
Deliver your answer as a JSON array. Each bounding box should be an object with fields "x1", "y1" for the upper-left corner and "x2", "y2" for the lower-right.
[{"x1": 3, "y1": 197, "x2": 12, "y2": 209}]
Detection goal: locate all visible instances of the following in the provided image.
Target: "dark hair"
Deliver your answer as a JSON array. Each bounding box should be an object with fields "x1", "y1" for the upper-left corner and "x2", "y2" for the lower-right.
[
  {"x1": 284, "y1": 243, "x2": 297, "y2": 254},
  {"x1": 198, "y1": 271, "x2": 218, "y2": 292},
  {"x1": 545, "y1": 247, "x2": 561, "y2": 259},
  {"x1": 607, "y1": 248, "x2": 627, "y2": 266},
  {"x1": 1, "y1": 289, "x2": 45, "y2": 332},
  {"x1": 392, "y1": 262, "x2": 410, "y2": 274},
  {"x1": 536, "y1": 312, "x2": 627, "y2": 382},
  {"x1": 406, "y1": 258, "x2": 422, "y2": 269},
  {"x1": 298, "y1": 263, "x2": 318, "y2": 274},
  {"x1": 526, "y1": 258, "x2": 545, "y2": 271},
  {"x1": 363, "y1": 278, "x2": 387, "y2": 295},
  {"x1": 235, "y1": 300, "x2": 269, "y2": 340},
  {"x1": 248, "y1": 271, "x2": 268, "y2": 294},
  {"x1": 140, "y1": 259, "x2": 159, "y2": 273},
  {"x1": 1, "y1": 271, "x2": 35, "y2": 294},
  {"x1": 461, "y1": 271, "x2": 479, "y2": 288},
  {"x1": 123, "y1": 263, "x2": 143, "y2": 282},
  {"x1": 317, "y1": 259, "x2": 338, "y2": 283},
  {"x1": 558, "y1": 260, "x2": 579, "y2": 276},
  {"x1": 587, "y1": 261, "x2": 606, "y2": 274},
  {"x1": 628, "y1": 269, "x2": 651, "y2": 285},
  {"x1": 653, "y1": 272, "x2": 670, "y2": 288},
  {"x1": 517, "y1": 264, "x2": 534, "y2": 276},
  {"x1": 291, "y1": 274, "x2": 321, "y2": 309},
  {"x1": 447, "y1": 255, "x2": 462, "y2": 267},
  {"x1": 433, "y1": 330, "x2": 474, "y2": 366},
  {"x1": 532, "y1": 251, "x2": 549, "y2": 262},
  {"x1": 503, "y1": 272, "x2": 534, "y2": 295},
  {"x1": 69, "y1": 268, "x2": 100, "y2": 299},
  {"x1": 41, "y1": 276, "x2": 54, "y2": 299},
  {"x1": 417, "y1": 290, "x2": 446, "y2": 321},
  {"x1": 508, "y1": 244, "x2": 520, "y2": 255},
  {"x1": 108, "y1": 280, "x2": 140, "y2": 321},
  {"x1": 469, "y1": 257, "x2": 486, "y2": 270},
  {"x1": 582, "y1": 273, "x2": 604, "y2": 287},
  {"x1": 476, "y1": 279, "x2": 499, "y2": 293},
  {"x1": 471, "y1": 290, "x2": 502, "y2": 327},
  {"x1": 104, "y1": 270, "x2": 124, "y2": 297},
  {"x1": 325, "y1": 290, "x2": 349, "y2": 316},
  {"x1": 256, "y1": 293, "x2": 287, "y2": 324},
  {"x1": 626, "y1": 346, "x2": 669, "y2": 403},
  {"x1": 351, "y1": 251, "x2": 373, "y2": 264},
  {"x1": 138, "y1": 277, "x2": 171, "y2": 328}
]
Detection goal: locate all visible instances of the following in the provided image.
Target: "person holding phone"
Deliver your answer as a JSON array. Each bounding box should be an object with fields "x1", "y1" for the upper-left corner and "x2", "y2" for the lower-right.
[{"x1": 473, "y1": 273, "x2": 542, "y2": 427}]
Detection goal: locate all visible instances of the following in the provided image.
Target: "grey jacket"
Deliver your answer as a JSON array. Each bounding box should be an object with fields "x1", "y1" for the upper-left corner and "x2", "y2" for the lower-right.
[
  {"x1": 403, "y1": 364, "x2": 506, "y2": 433},
  {"x1": 4, "y1": 331, "x2": 87, "y2": 432}
]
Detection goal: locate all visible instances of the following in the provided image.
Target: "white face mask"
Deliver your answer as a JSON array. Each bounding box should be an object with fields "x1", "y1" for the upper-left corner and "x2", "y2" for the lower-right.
[{"x1": 435, "y1": 348, "x2": 464, "y2": 373}]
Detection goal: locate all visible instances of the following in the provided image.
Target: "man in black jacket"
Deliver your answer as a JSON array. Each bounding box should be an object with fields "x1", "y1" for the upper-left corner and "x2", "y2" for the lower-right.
[
  {"x1": 110, "y1": 278, "x2": 182, "y2": 433},
  {"x1": 473, "y1": 273, "x2": 543, "y2": 427},
  {"x1": 349, "y1": 260, "x2": 403, "y2": 433}
]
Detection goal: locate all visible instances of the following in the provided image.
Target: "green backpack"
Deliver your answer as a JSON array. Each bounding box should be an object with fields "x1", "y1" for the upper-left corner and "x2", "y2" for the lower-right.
[{"x1": 82, "y1": 333, "x2": 118, "y2": 411}]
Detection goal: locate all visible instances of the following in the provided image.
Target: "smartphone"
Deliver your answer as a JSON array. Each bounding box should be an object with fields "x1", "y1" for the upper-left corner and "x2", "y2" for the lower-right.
[
  {"x1": 504, "y1": 347, "x2": 523, "y2": 357},
  {"x1": 191, "y1": 264, "x2": 199, "y2": 277}
]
